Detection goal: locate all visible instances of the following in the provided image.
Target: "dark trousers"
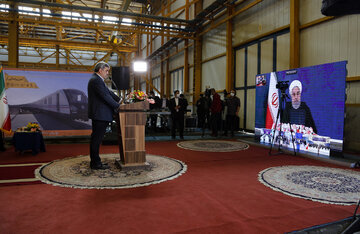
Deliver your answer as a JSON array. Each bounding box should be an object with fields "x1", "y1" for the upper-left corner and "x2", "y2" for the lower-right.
[
  {"x1": 224, "y1": 115, "x2": 237, "y2": 136},
  {"x1": 150, "y1": 114, "x2": 157, "y2": 130},
  {"x1": 0, "y1": 132, "x2": 5, "y2": 151},
  {"x1": 171, "y1": 114, "x2": 184, "y2": 138},
  {"x1": 90, "y1": 120, "x2": 109, "y2": 166},
  {"x1": 210, "y1": 112, "x2": 221, "y2": 136},
  {"x1": 197, "y1": 111, "x2": 205, "y2": 128},
  {"x1": 200, "y1": 111, "x2": 210, "y2": 136},
  {"x1": 197, "y1": 111, "x2": 210, "y2": 128}
]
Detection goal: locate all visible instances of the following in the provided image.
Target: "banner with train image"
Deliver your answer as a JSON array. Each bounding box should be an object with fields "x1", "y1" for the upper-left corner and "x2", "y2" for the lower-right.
[{"x1": 4, "y1": 68, "x2": 93, "y2": 137}]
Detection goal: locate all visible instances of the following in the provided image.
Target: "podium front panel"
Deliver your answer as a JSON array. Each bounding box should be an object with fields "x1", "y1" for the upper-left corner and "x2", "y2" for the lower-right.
[{"x1": 117, "y1": 101, "x2": 149, "y2": 166}]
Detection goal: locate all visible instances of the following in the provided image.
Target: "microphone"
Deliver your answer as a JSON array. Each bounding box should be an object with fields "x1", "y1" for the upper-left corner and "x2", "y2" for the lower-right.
[
  {"x1": 107, "y1": 77, "x2": 124, "y2": 104},
  {"x1": 108, "y1": 77, "x2": 119, "y2": 92}
]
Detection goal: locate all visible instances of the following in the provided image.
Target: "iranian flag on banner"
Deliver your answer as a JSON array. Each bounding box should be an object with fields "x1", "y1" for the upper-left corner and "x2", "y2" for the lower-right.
[
  {"x1": 0, "y1": 66, "x2": 11, "y2": 133},
  {"x1": 265, "y1": 72, "x2": 279, "y2": 129}
]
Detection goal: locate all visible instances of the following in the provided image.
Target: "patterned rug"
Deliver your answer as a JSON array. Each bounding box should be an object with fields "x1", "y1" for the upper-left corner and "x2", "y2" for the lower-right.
[
  {"x1": 35, "y1": 154, "x2": 187, "y2": 189},
  {"x1": 177, "y1": 140, "x2": 249, "y2": 152},
  {"x1": 258, "y1": 165, "x2": 360, "y2": 205}
]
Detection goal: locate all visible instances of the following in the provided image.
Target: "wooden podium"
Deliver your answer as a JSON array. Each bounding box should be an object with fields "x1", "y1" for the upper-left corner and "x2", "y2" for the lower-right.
[{"x1": 115, "y1": 101, "x2": 149, "y2": 170}]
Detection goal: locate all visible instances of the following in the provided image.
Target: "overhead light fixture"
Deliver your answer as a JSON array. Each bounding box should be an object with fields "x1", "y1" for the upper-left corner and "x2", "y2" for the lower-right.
[{"x1": 133, "y1": 60, "x2": 147, "y2": 73}]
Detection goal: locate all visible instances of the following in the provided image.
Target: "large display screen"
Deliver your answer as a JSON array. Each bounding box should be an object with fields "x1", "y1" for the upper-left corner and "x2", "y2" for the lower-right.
[{"x1": 255, "y1": 61, "x2": 347, "y2": 156}]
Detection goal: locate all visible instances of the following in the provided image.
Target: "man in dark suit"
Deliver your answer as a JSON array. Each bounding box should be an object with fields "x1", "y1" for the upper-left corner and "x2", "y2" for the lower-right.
[
  {"x1": 223, "y1": 89, "x2": 240, "y2": 137},
  {"x1": 88, "y1": 62, "x2": 120, "y2": 170},
  {"x1": 169, "y1": 90, "x2": 188, "y2": 139}
]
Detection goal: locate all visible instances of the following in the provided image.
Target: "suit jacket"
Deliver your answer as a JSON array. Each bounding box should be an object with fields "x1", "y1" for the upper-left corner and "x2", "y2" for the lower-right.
[
  {"x1": 87, "y1": 73, "x2": 120, "y2": 121},
  {"x1": 169, "y1": 97, "x2": 188, "y2": 117}
]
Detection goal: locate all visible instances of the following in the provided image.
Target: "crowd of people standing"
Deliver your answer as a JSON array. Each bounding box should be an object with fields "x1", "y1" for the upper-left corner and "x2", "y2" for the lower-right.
[
  {"x1": 146, "y1": 90, "x2": 188, "y2": 139},
  {"x1": 196, "y1": 88, "x2": 240, "y2": 138},
  {"x1": 146, "y1": 87, "x2": 240, "y2": 139}
]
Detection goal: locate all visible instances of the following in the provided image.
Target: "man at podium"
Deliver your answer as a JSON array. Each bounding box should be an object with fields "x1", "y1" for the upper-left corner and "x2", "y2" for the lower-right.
[{"x1": 88, "y1": 62, "x2": 120, "y2": 170}]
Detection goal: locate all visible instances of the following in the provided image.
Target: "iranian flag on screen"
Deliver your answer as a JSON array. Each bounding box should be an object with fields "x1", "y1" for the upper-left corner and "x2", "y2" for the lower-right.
[
  {"x1": 265, "y1": 72, "x2": 279, "y2": 129},
  {"x1": 0, "y1": 66, "x2": 11, "y2": 133}
]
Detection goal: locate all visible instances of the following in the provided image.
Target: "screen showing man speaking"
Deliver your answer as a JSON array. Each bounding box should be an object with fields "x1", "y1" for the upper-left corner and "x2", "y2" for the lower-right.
[{"x1": 255, "y1": 61, "x2": 347, "y2": 156}]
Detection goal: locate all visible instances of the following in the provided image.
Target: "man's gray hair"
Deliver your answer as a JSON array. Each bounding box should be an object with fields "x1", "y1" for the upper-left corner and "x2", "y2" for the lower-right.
[{"x1": 94, "y1": 62, "x2": 110, "y2": 72}]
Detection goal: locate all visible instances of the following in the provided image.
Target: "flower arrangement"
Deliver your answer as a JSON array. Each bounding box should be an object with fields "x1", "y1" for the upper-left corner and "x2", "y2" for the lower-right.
[
  {"x1": 127, "y1": 90, "x2": 147, "y2": 102},
  {"x1": 127, "y1": 90, "x2": 155, "y2": 104},
  {"x1": 27, "y1": 122, "x2": 40, "y2": 132},
  {"x1": 17, "y1": 122, "x2": 41, "y2": 132}
]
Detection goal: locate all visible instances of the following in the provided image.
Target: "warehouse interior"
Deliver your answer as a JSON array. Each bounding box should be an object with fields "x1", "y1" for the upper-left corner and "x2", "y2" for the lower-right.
[
  {"x1": 1, "y1": 0, "x2": 359, "y2": 151},
  {"x1": 1, "y1": 0, "x2": 360, "y2": 233}
]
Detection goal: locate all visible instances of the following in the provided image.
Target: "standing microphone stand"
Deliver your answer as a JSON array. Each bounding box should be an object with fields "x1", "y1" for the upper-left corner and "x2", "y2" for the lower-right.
[
  {"x1": 269, "y1": 89, "x2": 296, "y2": 156},
  {"x1": 341, "y1": 199, "x2": 360, "y2": 234}
]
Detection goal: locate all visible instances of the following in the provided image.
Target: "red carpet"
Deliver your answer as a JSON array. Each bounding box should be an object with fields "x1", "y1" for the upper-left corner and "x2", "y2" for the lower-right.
[
  {"x1": 0, "y1": 141, "x2": 358, "y2": 233},
  {"x1": 0, "y1": 143, "x2": 112, "y2": 164},
  {"x1": 0, "y1": 165, "x2": 40, "y2": 180}
]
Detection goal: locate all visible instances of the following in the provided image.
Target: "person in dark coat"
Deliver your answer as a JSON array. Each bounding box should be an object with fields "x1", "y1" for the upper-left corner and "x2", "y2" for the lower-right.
[
  {"x1": 223, "y1": 89, "x2": 240, "y2": 137},
  {"x1": 88, "y1": 62, "x2": 120, "y2": 170},
  {"x1": 196, "y1": 94, "x2": 206, "y2": 128},
  {"x1": 179, "y1": 94, "x2": 188, "y2": 107},
  {"x1": 169, "y1": 90, "x2": 188, "y2": 139},
  {"x1": 196, "y1": 94, "x2": 211, "y2": 129}
]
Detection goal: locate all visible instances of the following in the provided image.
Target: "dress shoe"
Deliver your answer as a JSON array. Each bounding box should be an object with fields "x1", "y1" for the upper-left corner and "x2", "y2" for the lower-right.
[{"x1": 90, "y1": 163, "x2": 110, "y2": 170}]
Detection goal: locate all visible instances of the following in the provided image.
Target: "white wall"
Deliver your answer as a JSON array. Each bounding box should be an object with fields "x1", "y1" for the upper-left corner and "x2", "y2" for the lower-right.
[
  {"x1": 233, "y1": 0, "x2": 289, "y2": 45},
  {"x1": 201, "y1": 56, "x2": 226, "y2": 91},
  {"x1": 202, "y1": 24, "x2": 226, "y2": 61},
  {"x1": 203, "y1": 0, "x2": 216, "y2": 9},
  {"x1": 169, "y1": 51, "x2": 184, "y2": 70},
  {"x1": 151, "y1": 63, "x2": 161, "y2": 78},
  {"x1": 300, "y1": 15, "x2": 360, "y2": 77},
  {"x1": 300, "y1": 0, "x2": 324, "y2": 24}
]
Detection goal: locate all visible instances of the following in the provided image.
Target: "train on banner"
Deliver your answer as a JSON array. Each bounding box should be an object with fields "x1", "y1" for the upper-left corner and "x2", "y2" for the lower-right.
[
  {"x1": 255, "y1": 61, "x2": 347, "y2": 157},
  {"x1": 18, "y1": 89, "x2": 89, "y2": 122},
  {"x1": 4, "y1": 68, "x2": 92, "y2": 137}
]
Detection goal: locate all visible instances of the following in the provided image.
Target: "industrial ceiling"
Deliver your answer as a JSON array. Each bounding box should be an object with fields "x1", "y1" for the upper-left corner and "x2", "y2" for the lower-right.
[{"x1": 0, "y1": 0, "x2": 194, "y2": 70}]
